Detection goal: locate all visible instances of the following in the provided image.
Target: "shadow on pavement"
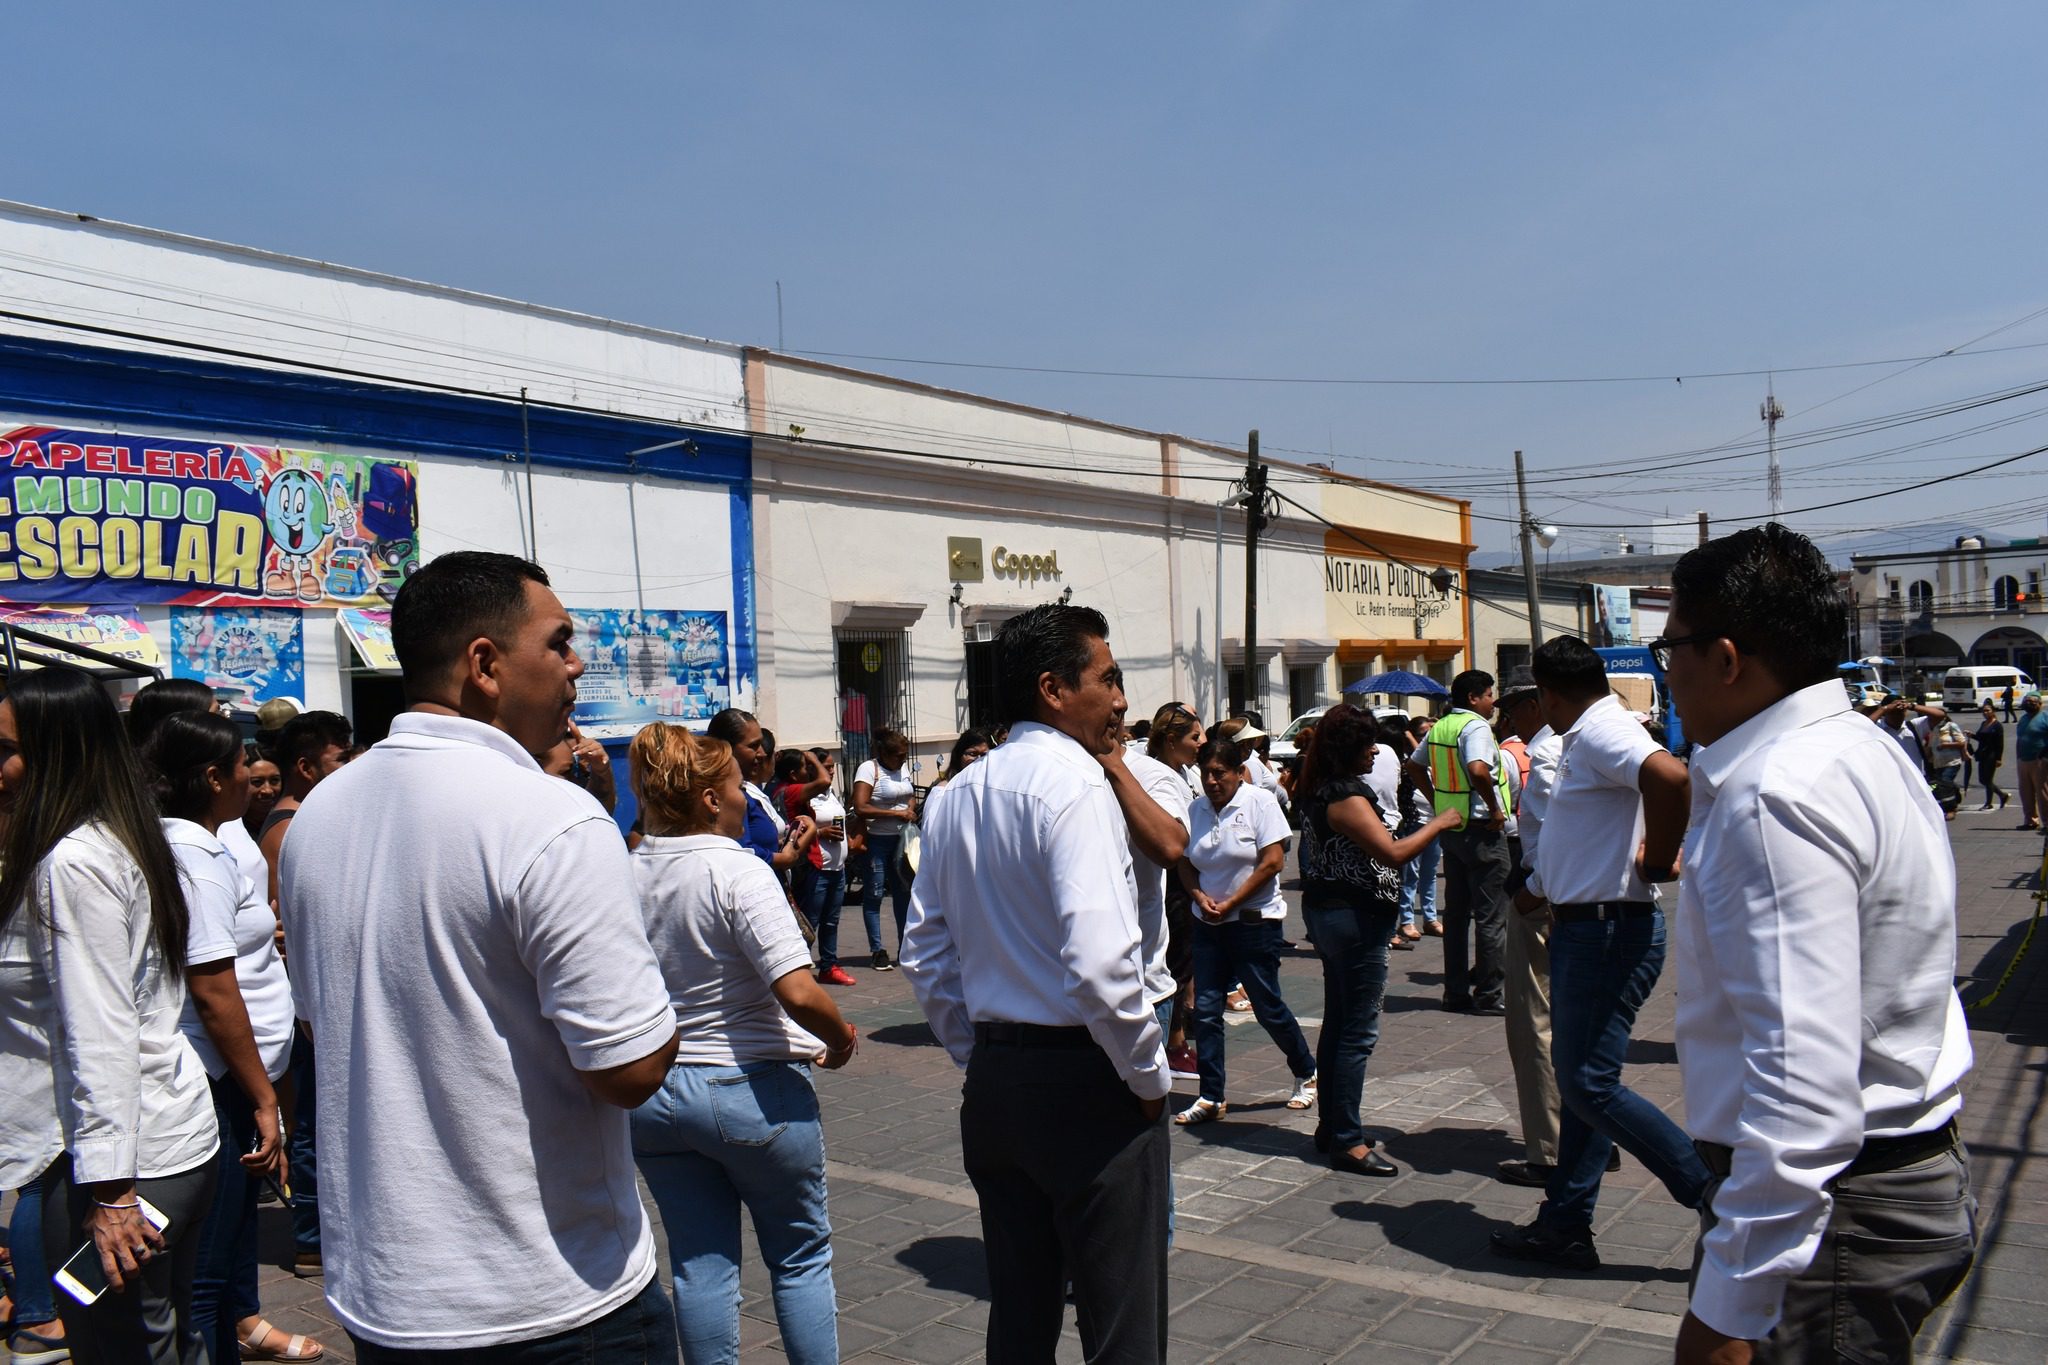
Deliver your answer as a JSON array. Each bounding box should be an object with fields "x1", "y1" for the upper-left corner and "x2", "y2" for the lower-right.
[
  {"x1": 867, "y1": 1021, "x2": 943, "y2": 1048},
  {"x1": 896, "y1": 1234, "x2": 991, "y2": 1299},
  {"x1": 1331, "y1": 1197, "x2": 1690, "y2": 1282}
]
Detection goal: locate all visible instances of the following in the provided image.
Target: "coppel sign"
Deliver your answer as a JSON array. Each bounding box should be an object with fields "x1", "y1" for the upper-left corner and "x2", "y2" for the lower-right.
[{"x1": 991, "y1": 546, "x2": 1061, "y2": 581}]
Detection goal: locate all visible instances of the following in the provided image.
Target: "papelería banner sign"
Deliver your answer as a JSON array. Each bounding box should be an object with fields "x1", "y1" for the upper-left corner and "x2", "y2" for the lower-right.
[{"x1": 0, "y1": 423, "x2": 420, "y2": 607}]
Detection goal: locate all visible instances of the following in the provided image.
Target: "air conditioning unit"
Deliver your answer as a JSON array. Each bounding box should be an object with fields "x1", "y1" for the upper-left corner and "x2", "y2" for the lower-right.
[{"x1": 970, "y1": 623, "x2": 995, "y2": 643}]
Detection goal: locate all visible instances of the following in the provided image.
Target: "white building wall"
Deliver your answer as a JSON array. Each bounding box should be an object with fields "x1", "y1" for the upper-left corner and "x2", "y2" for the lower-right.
[{"x1": 0, "y1": 200, "x2": 746, "y2": 428}]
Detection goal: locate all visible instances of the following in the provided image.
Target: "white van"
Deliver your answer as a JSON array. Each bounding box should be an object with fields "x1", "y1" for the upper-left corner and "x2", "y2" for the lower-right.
[{"x1": 1943, "y1": 666, "x2": 2034, "y2": 710}]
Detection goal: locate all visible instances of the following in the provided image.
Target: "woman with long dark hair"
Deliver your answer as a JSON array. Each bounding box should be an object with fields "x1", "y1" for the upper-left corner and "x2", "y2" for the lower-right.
[
  {"x1": 1296, "y1": 704, "x2": 1463, "y2": 1175},
  {"x1": 0, "y1": 667, "x2": 218, "y2": 1362},
  {"x1": 141, "y1": 712, "x2": 317, "y2": 1363},
  {"x1": 850, "y1": 727, "x2": 919, "y2": 970}
]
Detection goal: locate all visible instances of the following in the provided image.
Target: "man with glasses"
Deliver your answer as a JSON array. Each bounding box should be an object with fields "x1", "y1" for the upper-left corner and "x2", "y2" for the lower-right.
[{"x1": 1660, "y1": 525, "x2": 1974, "y2": 1364}]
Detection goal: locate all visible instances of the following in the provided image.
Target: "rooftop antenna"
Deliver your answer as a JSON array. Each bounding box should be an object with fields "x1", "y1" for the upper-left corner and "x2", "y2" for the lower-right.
[{"x1": 1762, "y1": 377, "x2": 1785, "y2": 518}]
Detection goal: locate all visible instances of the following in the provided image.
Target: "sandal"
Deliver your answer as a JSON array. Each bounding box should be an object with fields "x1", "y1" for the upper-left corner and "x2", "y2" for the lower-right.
[
  {"x1": 1389, "y1": 935, "x2": 1414, "y2": 951},
  {"x1": 239, "y1": 1318, "x2": 326, "y2": 1361},
  {"x1": 1224, "y1": 988, "x2": 1253, "y2": 1013},
  {"x1": 1398, "y1": 923, "x2": 1422, "y2": 942},
  {"x1": 1174, "y1": 1098, "x2": 1227, "y2": 1125},
  {"x1": 1287, "y1": 1074, "x2": 1318, "y2": 1110}
]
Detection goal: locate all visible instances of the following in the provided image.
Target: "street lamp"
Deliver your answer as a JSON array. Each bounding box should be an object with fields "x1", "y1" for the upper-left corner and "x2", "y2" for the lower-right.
[{"x1": 1519, "y1": 516, "x2": 1559, "y2": 649}]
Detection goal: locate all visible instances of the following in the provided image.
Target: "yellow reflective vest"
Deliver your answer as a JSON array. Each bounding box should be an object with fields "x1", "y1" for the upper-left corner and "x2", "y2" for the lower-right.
[{"x1": 1425, "y1": 710, "x2": 1511, "y2": 822}]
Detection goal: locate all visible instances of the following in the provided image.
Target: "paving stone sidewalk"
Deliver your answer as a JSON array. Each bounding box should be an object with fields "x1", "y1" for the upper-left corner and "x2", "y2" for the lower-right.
[{"x1": 8, "y1": 812, "x2": 2042, "y2": 1363}]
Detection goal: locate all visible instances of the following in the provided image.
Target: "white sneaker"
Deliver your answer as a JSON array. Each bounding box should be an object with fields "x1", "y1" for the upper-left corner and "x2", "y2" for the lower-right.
[{"x1": 1287, "y1": 1074, "x2": 1318, "y2": 1110}]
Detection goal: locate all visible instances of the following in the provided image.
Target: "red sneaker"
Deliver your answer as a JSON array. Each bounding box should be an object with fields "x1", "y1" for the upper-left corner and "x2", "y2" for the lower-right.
[
  {"x1": 1167, "y1": 1045, "x2": 1199, "y2": 1078},
  {"x1": 819, "y1": 965, "x2": 857, "y2": 986}
]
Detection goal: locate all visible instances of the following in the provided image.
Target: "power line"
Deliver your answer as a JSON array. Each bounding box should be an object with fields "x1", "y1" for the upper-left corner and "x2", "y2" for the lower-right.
[{"x1": 785, "y1": 336, "x2": 2048, "y2": 388}]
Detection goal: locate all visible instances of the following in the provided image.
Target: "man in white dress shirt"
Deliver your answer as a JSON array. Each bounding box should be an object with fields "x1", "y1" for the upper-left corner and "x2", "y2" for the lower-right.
[
  {"x1": 903, "y1": 604, "x2": 1169, "y2": 1364},
  {"x1": 1492, "y1": 637, "x2": 1708, "y2": 1271},
  {"x1": 284, "y1": 552, "x2": 681, "y2": 1361},
  {"x1": 1660, "y1": 525, "x2": 1975, "y2": 1365},
  {"x1": 1495, "y1": 669, "x2": 1566, "y2": 1188}
]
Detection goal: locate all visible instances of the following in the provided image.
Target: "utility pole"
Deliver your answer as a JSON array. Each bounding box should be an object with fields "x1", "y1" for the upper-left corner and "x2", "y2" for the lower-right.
[
  {"x1": 1762, "y1": 379, "x2": 1785, "y2": 519},
  {"x1": 1514, "y1": 449, "x2": 1543, "y2": 649},
  {"x1": 1240, "y1": 430, "x2": 1266, "y2": 717}
]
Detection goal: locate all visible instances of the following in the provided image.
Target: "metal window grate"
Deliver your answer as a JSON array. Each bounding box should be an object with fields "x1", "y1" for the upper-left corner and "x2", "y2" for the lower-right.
[{"x1": 835, "y1": 629, "x2": 915, "y2": 771}]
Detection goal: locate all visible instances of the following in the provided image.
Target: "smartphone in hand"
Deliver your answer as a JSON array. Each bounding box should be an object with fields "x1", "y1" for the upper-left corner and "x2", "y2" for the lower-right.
[{"x1": 55, "y1": 1196, "x2": 168, "y2": 1305}]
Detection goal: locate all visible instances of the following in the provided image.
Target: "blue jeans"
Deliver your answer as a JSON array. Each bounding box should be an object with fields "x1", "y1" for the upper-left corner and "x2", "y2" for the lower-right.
[
  {"x1": 350, "y1": 1277, "x2": 676, "y2": 1364},
  {"x1": 192, "y1": 1073, "x2": 265, "y2": 1363},
  {"x1": 7, "y1": 1176, "x2": 56, "y2": 1329},
  {"x1": 1304, "y1": 895, "x2": 1398, "y2": 1150},
  {"x1": 289, "y1": 1031, "x2": 320, "y2": 1255},
  {"x1": 861, "y1": 831, "x2": 909, "y2": 953},
  {"x1": 1398, "y1": 825, "x2": 1441, "y2": 926},
  {"x1": 796, "y1": 865, "x2": 848, "y2": 970},
  {"x1": 1192, "y1": 918, "x2": 1316, "y2": 1104},
  {"x1": 1540, "y1": 910, "x2": 1710, "y2": 1230},
  {"x1": 631, "y1": 1062, "x2": 837, "y2": 1365}
]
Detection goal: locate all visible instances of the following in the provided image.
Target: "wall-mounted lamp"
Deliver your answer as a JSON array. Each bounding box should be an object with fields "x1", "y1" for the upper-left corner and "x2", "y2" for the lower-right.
[
  {"x1": 949, "y1": 582, "x2": 964, "y2": 607},
  {"x1": 1059, "y1": 586, "x2": 1074, "y2": 605}
]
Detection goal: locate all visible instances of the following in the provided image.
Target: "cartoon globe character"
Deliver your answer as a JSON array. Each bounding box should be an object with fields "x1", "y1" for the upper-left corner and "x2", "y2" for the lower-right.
[{"x1": 263, "y1": 467, "x2": 331, "y2": 602}]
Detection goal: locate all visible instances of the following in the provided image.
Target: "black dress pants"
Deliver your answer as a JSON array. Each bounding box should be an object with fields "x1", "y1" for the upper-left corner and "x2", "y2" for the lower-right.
[{"x1": 960, "y1": 1036, "x2": 1169, "y2": 1364}]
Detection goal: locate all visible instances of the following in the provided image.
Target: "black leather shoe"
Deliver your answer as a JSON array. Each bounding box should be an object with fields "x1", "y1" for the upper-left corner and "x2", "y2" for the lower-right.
[
  {"x1": 1607, "y1": 1146, "x2": 1623, "y2": 1172},
  {"x1": 1311, "y1": 1126, "x2": 1331, "y2": 1154},
  {"x1": 1496, "y1": 1159, "x2": 1556, "y2": 1187},
  {"x1": 1489, "y1": 1218, "x2": 1599, "y2": 1270},
  {"x1": 1331, "y1": 1146, "x2": 1399, "y2": 1177},
  {"x1": 1472, "y1": 1002, "x2": 1507, "y2": 1017},
  {"x1": 1441, "y1": 996, "x2": 1474, "y2": 1013}
]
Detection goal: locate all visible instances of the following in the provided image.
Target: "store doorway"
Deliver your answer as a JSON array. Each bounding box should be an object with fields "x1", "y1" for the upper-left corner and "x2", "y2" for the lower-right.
[
  {"x1": 349, "y1": 675, "x2": 408, "y2": 745},
  {"x1": 834, "y1": 628, "x2": 914, "y2": 776}
]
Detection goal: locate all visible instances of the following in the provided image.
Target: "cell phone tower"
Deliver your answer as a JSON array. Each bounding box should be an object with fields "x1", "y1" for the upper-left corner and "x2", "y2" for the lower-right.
[{"x1": 1761, "y1": 379, "x2": 1785, "y2": 518}]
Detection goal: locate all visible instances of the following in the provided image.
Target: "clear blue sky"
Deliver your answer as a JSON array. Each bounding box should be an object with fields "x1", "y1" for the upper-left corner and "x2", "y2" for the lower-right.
[{"x1": 5, "y1": 2, "x2": 2047, "y2": 561}]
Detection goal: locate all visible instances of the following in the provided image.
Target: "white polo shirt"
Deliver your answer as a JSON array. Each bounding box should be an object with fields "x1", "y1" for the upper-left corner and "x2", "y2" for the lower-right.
[
  {"x1": 1678, "y1": 681, "x2": 1971, "y2": 1340},
  {"x1": 167, "y1": 819, "x2": 295, "y2": 1082},
  {"x1": 1186, "y1": 782, "x2": 1292, "y2": 919},
  {"x1": 284, "y1": 714, "x2": 677, "y2": 1352},
  {"x1": 900, "y1": 722, "x2": 1166, "y2": 1099},
  {"x1": 1524, "y1": 695, "x2": 1658, "y2": 906},
  {"x1": 1124, "y1": 752, "x2": 1194, "y2": 1004}
]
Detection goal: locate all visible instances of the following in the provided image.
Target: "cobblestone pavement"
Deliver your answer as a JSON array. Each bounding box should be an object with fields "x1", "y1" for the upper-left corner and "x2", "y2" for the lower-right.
[{"x1": 8, "y1": 812, "x2": 2043, "y2": 1362}]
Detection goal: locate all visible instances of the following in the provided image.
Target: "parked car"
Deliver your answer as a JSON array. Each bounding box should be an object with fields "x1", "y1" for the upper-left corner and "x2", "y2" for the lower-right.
[{"x1": 1269, "y1": 703, "x2": 1410, "y2": 765}]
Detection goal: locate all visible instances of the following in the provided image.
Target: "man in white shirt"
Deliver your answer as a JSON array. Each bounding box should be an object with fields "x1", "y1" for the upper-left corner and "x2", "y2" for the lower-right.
[
  {"x1": 283, "y1": 552, "x2": 681, "y2": 1362},
  {"x1": 903, "y1": 603, "x2": 1169, "y2": 1364},
  {"x1": 1660, "y1": 525, "x2": 1975, "y2": 1365},
  {"x1": 1875, "y1": 695, "x2": 1948, "y2": 775},
  {"x1": 1492, "y1": 637, "x2": 1707, "y2": 1272}
]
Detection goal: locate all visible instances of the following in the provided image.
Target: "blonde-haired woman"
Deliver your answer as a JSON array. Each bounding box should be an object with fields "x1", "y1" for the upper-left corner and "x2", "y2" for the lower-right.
[{"x1": 627, "y1": 723, "x2": 859, "y2": 1365}]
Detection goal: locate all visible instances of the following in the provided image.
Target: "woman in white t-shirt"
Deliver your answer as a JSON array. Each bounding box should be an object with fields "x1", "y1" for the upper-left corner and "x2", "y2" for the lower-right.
[
  {"x1": 1173, "y1": 736, "x2": 1318, "y2": 1126},
  {"x1": 627, "y1": 723, "x2": 860, "y2": 1365},
  {"x1": 0, "y1": 668, "x2": 221, "y2": 1362},
  {"x1": 782, "y1": 749, "x2": 856, "y2": 987},
  {"x1": 850, "y1": 728, "x2": 920, "y2": 970},
  {"x1": 142, "y1": 711, "x2": 315, "y2": 1364}
]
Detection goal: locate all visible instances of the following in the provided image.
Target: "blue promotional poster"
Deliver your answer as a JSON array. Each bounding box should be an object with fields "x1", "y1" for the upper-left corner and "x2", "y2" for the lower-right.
[
  {"x1": 570, "y1": 608, "x2": 730, "y2": 737},
  {"x1": 170, "y1": 605, "x2": 306, "y2": 704},
  {"x1": 0, "y1": 423, "x2": 419, "y2": 607}
]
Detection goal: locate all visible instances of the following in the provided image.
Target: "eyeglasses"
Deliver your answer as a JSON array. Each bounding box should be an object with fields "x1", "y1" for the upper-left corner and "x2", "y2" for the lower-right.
[{"x1": 1645, "y1": 633, "x2": 1717, "y2": 671}]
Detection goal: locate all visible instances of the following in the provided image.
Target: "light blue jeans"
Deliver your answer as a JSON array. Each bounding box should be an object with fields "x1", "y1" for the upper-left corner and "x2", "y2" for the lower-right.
[
  {"x1": 1398, "y1": 822, "x2": 1442, "y2": 926},
  {"x1": 631, "y1": 1061, "x2": 838, "y2": 1365}
]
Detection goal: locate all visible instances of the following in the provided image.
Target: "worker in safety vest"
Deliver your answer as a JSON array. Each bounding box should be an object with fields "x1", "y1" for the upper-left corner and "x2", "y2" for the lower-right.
[{"x1": 1406, "y1": 670, "x2": 1512, "y2": 1015}]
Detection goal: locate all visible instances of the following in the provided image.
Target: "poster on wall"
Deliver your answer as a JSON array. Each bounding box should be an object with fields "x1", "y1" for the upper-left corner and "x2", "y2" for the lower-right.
[
  {"x1": 569, "y1": 608, "x2": 730, "y2": 737},
  {"x1": 0, "y1": 603, "x2": 162, "y2": 669},
  {"x1": 170, "y1": 605, "x2": 305, "y2": 704},
  {"x1": 0, "y1": 423, "x2": 420, "y2": 607},
  {"x1": 1592, "y1": 585, "x2": 1635, "y2": 646},
  {"x1": 337, "y1": 607, "x2": 400, "y2": 673}
]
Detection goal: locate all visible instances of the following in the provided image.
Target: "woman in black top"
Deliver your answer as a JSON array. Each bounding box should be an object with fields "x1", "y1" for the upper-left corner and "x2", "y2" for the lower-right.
[
  {"x1": 1975, "y1": 701, "x2": 2008, "y2": 810},
  {"x1": 1297, "y1": 704, "x2": 1462, "y2": 1176}
]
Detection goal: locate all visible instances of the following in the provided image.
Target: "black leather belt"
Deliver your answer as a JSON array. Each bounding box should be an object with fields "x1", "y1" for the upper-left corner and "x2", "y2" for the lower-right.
[
  {"x1": 1696, "y1": 1119, "x2": 1960, "y2": 1182},
  {"x1": 1551, "y1": 901, "x2": 1657, "y2": 923},
  {"x1": 973, "y1": 1021, "x2": 1094, "y2": 1049}
]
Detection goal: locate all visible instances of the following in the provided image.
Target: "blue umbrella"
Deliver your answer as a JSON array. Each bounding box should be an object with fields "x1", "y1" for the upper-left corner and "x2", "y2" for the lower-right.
[{"x1": 1343, "y1": 669, "x2": 1449, "y2": 699}]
